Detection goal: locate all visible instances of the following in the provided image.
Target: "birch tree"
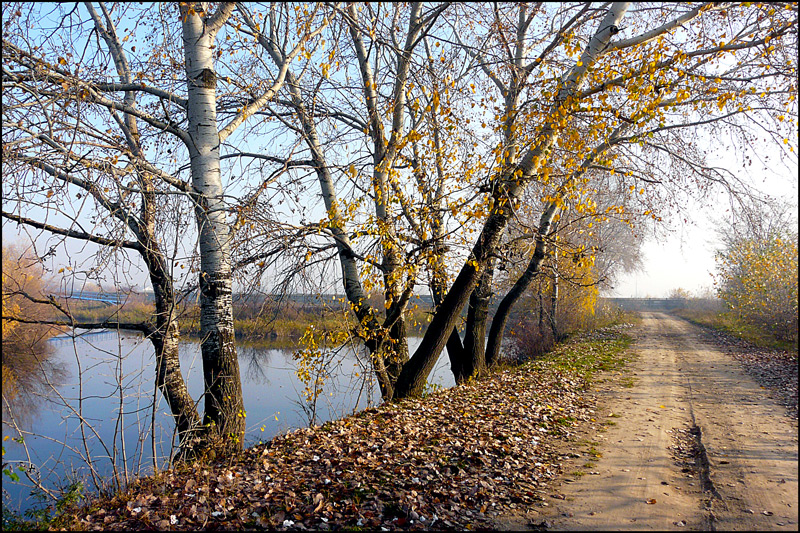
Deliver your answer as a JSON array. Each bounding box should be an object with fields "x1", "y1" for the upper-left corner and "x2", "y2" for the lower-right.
[
  {"x1": 392, "y1": 1, "x2": 797, "y2": 397},
  {"x1": 2, "y1": 1, "x2": 331, "y2": 455},
  {"x1": 2, "y1": 2, "x2": 201, "y2": 452}
]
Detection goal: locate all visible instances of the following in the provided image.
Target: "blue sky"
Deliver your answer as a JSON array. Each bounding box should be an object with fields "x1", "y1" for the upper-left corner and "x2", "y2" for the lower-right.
[{"x1": 3, "y1": 3, "x2": 797, "y2": 300}]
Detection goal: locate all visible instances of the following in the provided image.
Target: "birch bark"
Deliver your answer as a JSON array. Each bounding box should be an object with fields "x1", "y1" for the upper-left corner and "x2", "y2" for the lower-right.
[{"x1": 180, "y1": 2, "x2": 244, "y2": 452}]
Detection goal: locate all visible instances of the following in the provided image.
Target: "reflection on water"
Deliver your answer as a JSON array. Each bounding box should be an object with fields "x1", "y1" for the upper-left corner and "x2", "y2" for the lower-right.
[
  {"x1": 2, "y1": 329, "x2": 67, "y2": 429},
  {"x1": 1, "y1": 330, "x2": 454, "y2": 514}
]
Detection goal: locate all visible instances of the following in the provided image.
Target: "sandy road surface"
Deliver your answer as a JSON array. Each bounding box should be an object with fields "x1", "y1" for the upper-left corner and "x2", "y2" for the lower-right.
[{"x1": 536, "y1": 312, "x2": 797, "y2": 531}]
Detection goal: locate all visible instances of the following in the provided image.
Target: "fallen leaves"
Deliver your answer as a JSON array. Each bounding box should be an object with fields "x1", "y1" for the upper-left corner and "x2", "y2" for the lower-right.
[{"x1": 56, "y1": 326, "x2": 635, "y2": 531}]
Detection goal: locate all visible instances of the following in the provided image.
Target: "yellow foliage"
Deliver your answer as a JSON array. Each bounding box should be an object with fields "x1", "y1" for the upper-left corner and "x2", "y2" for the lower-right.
[
  {"x1": 292, "y1": 325, "x2": 350, "y2": 406},
  {"x1": 716, "y1": 232, "x2": 798, "y2": 342}
]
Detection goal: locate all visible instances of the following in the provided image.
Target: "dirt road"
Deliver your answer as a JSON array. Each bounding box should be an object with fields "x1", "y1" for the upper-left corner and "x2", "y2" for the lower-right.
[{"x1": 535, "y1": 312, "x2": 798, "y2": 531}]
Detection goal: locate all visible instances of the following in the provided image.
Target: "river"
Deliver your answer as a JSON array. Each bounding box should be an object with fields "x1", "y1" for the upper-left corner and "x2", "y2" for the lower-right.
[{"x1": 1, "y1": 330, "x2": 455, "y2": 515}]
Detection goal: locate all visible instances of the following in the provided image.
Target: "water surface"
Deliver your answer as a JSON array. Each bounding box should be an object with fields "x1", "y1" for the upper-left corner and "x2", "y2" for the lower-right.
[{"x1": 1, "y1": 330, "x2": 454, "y2": 513}]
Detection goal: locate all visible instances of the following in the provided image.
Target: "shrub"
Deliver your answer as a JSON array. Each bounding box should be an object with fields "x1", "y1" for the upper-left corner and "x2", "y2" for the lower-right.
[{"x1": 715, "y1": 231, "x2": 798, "y2": 343}]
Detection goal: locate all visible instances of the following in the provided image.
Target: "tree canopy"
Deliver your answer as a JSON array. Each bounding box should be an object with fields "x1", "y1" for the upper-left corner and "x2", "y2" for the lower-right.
[{"x1": 2, "y1": 2, "x2": 797, "y2": 459}]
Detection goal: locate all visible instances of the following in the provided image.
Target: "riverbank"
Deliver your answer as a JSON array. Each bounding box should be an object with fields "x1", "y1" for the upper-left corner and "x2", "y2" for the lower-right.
[
  {"x1": 45, "y1": 324, "x2": 634, "y2": 531},
  {"x1": 69, "y1": 299, "x2": 432, "y2": 342}
]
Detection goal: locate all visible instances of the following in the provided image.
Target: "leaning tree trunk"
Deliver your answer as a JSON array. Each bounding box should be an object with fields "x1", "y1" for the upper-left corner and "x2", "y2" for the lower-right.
[
  {"x1": 85, "y1": 3, "x2": 202, "y2": 456},
  {"x1": 141, "y1": 226, "x2": 201, "y2": 453},
  {"x1": 485, "y1": 205, "x2": 558, "y2": 369},
  {"x1": 421, "y1": 113, "x2": 466, "y2": 384},
  {"x1": 181, "y1": 5, "x2": 244, "y2": 454},
  {"x1": 430, "y1": 255, "x2": 468, "y2": 383},
  {"x1": 460, "y1": 259, "x2": 495, "y2": 382},
  {"x1": 393, "y1": 212, "x2": 510, "y2": 398}
]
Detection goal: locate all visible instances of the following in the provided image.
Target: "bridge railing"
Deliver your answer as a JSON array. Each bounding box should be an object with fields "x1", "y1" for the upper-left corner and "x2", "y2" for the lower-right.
[{"x1": 54, "y1": 293, "x2": 123, "y2": 305}]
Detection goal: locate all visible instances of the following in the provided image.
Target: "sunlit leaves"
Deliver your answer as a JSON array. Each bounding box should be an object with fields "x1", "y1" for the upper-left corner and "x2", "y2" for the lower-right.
[{"x1": 716, "y1": 231, "x2": 798, "y2": 343}]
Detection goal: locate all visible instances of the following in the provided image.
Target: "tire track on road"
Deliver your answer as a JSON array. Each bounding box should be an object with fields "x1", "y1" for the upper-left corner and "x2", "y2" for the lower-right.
[{"x1": 532, "y1": 312, "x2": 797, "y2": 531}]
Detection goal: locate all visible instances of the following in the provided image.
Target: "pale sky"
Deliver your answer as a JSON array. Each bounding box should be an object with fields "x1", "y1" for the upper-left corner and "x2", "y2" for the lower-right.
[
  {"x1": 607, "y1": 220, "x2": 720, "y2": 298},
  {"x1": 606, "y1": 149, "x2": 798, "y2": 299}
]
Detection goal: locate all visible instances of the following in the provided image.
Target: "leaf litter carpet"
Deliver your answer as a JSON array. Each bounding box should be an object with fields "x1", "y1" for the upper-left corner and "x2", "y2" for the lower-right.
[{"x1": 66, "y1": 329, "x2": 634, "y2": 531}]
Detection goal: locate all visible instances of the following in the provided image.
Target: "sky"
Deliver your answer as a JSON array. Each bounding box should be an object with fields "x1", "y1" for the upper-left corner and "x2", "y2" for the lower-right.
[
  {"x1": 606, "y1": 148, "x2": 798, "y2": 299},
  {"x1": 3, "y1": 3, "x2": 798, "y2": 301},
  {"x1": 608, "y1": 216, "x2": 721, "y2": 298}
]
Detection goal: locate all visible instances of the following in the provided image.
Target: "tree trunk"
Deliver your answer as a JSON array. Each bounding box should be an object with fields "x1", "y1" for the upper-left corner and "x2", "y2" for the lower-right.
[
  {"x1": 538, "y1": 281, "x2": 545, "y2": 345},
  {"x1": 430, "y1": 267, "x2": 467, "y2": 383},
  {"x1": 86, "y1": 3, "x2": 203, "y2": 455},
  {"x1": 485, "y1": 204, "x2": 559, "y2": 368},
  {"x1": 376, "y1": 3, "x2": 628, "y2": 399},
  {"x1": 281, "y1": 69, "x2": 397, "y2": 399},
  {"x1": 550, "y1": 268, "x2": 560, "y2": 342},
  {"x1": 181, "y1": 5, "x2": 244, "y2": 454},
  {"x1": 143, "y1": 241, "x2": 201, "y2": 453},
  {"x1": 393, "y1": 212, "x2": 509, "y2": 398},
  {"x1": 420, "y1": 102, "x2": 466, "y2": 384},
  {"x1": 461, "y1": 259, "x2": 495, "y2": 382}
]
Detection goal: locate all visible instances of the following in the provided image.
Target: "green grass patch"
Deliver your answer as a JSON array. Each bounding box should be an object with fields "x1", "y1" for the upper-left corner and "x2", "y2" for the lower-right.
[
  {"x1": 524, "y1": 326, "x2": 634, "y2": 389},
  {"x1": 554, "y1": 415, "x2": 577, "y2": 427}
]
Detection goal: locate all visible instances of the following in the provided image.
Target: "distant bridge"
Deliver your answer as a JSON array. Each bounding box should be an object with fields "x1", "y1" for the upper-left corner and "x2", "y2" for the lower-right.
[
  {"x1": 600, "y1": 297, "x2": 707, "y2": 312},
  {"x1": 55, "y1": 292, "x2": 122, "y2": 305}
]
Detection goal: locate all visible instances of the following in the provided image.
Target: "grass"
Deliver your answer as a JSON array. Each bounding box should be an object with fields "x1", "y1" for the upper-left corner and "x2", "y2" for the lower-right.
[
  {"x1": 672, "y1": 308, "x2": 797, "y2": 354},
  {"x1": 68, "y1": 298, "x2": 435, "y2": 343},
  {"x1": 530, "y1": 328, "x2": 634, "y2": 388}
]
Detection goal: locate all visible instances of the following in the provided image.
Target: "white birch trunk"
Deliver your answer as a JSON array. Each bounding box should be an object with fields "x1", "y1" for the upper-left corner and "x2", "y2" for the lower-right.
[{"x1": 181, "y1": 3, "x2": 244, "y2": 452}]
